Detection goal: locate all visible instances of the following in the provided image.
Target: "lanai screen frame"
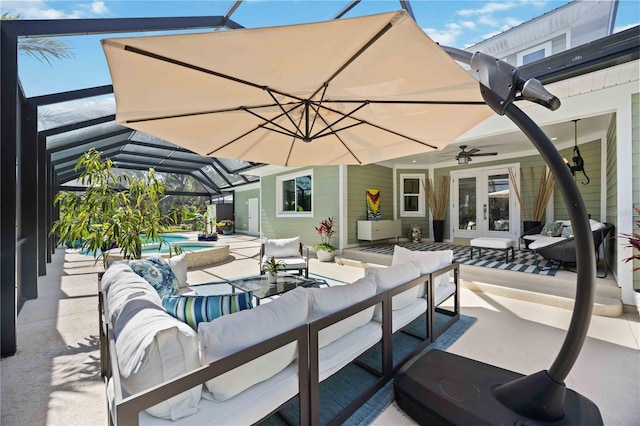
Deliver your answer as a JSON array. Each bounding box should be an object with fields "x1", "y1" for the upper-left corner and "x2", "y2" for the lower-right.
[{"x1": 0, "y1": 14, "x2": 254, "y2": 357}]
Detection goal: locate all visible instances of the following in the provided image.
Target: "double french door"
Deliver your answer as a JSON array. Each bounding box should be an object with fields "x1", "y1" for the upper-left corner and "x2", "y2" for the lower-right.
[{"x1": 451, "y1": 165, "x2": 520, "y2": 239}]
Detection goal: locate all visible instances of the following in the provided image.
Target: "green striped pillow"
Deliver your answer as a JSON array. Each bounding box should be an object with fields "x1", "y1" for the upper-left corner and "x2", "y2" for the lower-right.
[{"x1": 162, "y1": 293, "x2": 253, "y2": 330}]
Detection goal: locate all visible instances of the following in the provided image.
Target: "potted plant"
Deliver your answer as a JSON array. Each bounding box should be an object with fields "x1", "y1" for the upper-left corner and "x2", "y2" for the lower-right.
[
  {"x1": 184, "y1": 206, "x2": 217, "y2": 241},
  {"x1": 422, "y1": 176, "x2": 450, "y2": 242},
  {"x1": 314, "y1": 216, "x2": 336, "y2": 262},
  {"x1": 621, "y1": 206, "x2": 640, "y2": 313},
  {"x1": 51, "y1": 148, "x2": 183, "y2": 269},
  {"x1": 509, "y1": 166, "x2": 556, "y2": 232},
  {"x1": 263, "y1": 255, "x2": 285, "y2": 284},
  {"x1": 217, "y1": 219, "x2": 234, "y2": 235}
]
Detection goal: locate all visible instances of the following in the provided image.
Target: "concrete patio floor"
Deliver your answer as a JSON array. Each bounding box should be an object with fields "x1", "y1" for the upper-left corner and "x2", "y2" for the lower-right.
[{"x1": 1, "y1": 234, "x2": 638, "y2": 425}]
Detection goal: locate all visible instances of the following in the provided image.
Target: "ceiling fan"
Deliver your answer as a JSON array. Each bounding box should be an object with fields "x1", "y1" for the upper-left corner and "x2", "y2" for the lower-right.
[{"x1": 455, "y1": 145, "x2": 498, "y2": 165}]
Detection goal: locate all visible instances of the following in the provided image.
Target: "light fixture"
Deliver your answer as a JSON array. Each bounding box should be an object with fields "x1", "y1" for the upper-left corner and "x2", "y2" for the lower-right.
[
  {"x1": 566, "y1": 119, "x2": 589, "y2": 184},
  {"x1": 457, "y1": 156, "x2": 469, "y2": 165}
]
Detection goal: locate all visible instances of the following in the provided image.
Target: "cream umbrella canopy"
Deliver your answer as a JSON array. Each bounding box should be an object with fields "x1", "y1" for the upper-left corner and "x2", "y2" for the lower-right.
[{"x1": 101, "y1": 10, "x2": 492, "y2": 166}]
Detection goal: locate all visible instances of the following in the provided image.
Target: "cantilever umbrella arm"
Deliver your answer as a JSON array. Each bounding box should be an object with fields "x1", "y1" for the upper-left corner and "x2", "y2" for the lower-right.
[{"x1": 440, "y1": 45, "x2": 598, "y2": 422}]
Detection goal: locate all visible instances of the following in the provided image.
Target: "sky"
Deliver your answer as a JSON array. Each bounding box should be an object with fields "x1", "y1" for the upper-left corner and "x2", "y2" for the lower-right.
[{"x1": 2, "y1": 0, "x2": 639, "y2": 100}]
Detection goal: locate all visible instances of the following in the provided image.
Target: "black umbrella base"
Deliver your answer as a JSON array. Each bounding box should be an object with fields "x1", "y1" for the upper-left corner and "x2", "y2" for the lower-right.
[{"x1": 394, "y1": 350, "x2": 603, "y2": 425}]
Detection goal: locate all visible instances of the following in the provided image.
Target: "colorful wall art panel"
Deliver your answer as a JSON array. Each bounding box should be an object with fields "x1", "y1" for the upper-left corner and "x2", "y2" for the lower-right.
[{"x1": 366, "y1": 189, "x2": 381, "y2": 220}]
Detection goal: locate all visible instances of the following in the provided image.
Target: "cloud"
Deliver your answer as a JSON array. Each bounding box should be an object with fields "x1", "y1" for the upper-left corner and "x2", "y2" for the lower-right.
[
  {"x1": 614, "y1": 22, "x2": 639, "y2": 33},
  {"x1": 457, "y1": 2, "x2": 516, "y2": 17},
  {"x1": 1, "y1": 0, "x2": 108, "y2": 19},
  {"x1": 89, "y1": 1, "x2": 109, "y2": 15},
  {"x1": 423, "y1": 23, "x2": 464, "y2": 46}
]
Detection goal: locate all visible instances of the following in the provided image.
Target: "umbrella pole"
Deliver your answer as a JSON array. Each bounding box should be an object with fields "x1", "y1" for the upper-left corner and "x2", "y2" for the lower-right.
[{"x1": 395, "y1": 47, "x2": 603, "y2": 424}]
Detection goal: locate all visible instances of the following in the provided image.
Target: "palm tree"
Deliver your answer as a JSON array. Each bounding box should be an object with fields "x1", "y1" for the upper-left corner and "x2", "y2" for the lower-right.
[{"x1": 2, "y1": 12, "x2": 75, "y2": 65}]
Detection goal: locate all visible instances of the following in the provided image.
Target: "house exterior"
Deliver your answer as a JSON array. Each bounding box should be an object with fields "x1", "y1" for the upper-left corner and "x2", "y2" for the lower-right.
[{"x1": 232, "y1": 0, "x2": 640, "y2": 308}]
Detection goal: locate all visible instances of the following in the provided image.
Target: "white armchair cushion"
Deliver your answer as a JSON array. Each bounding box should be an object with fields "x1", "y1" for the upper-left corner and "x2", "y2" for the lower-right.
[
  {"x1": 589, "y1": 219, "x2": 606, "y2": 231},
  {"x1": 198, "y1": 287, "x2": 309, "y2": 401},
  {"x1": 366, "y1": 261, "x2": 421, "y2": 320},
  {"x1": 307, "y1": 277, "x2": 376, "y2": 348},
  {"x1": 263, "y1": 237, "x2": 301, "y2": 258}
]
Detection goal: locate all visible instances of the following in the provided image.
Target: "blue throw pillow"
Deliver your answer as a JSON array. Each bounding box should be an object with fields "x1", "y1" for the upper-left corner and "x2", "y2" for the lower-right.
[
  {"x1": 129, "y1": 256, "x2": 180, "y2": 298},
  {"x1": 162, "y1": 293, "x2": 254, "y2": 329},
  {"x1": 561, "y1": 226, "x2": 574, "y2": 238}
]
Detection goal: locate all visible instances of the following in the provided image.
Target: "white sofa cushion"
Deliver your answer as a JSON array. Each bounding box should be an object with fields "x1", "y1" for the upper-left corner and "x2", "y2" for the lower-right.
[
  {"x1": 365, "y1": 261, "x2": 421, "y2": 321},
  {"x1": 198, "y1": 287, "x2": 309, "y2": 401},
  {"x1": 263, "y1": 236, "x2": 301, "y2": 258},
  {"x1": 101, "y1": 263, "x2": 164, "y2": 327},
  {"x1": 529, "y1": 236, "x2": 566, "y2": 250},
  {"x1": 392, "y1": 246, "x2": 453, "y2": 293},
  {"x1": 307, "y1": 277, "x2": 376, "y2": 348},
  {"x1": 590, "y1": 219, "x2": 606, "y2": 231},
  {"x1": 115, "y1": 295, "x2": 201, "y2": 420},
  {"x1": 391, "y1": 245, "x2": 440, "y2": 274},
  {"x1": 167, "y1": 253, "x2": 188, "y2": 288}
]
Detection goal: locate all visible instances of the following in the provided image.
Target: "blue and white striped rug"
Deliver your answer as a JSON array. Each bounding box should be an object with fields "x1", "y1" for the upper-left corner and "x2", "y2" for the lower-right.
[{"x1": 359, "y1": 241, "x2": 558, "y2": 276}]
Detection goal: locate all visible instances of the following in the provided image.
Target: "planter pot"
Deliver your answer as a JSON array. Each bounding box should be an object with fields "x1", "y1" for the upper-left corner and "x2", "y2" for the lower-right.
[
  {"x1": 268, "y1": 272, "x2": 278, "y2": 284},
  {"x1": 198, "y1": 234, "x2": 218, "y2": 241},
  {"x1": 432, "y1": 220, "x2": 445, "y2": 243},
  {"x1": 222, "y1": 229, "x2": 234, "y2": 235},
  {"x1": 523, "y1": 221, "x2": 542, "y2": 233},
  {"x1": 316, "y1": 249, "x2": 335, "y2": 262}
]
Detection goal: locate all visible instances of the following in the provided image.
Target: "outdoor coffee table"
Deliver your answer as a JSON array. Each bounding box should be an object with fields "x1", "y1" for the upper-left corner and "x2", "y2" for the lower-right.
[{"x1": 229, "y1": 274, "x2": 326, "y2": 305}]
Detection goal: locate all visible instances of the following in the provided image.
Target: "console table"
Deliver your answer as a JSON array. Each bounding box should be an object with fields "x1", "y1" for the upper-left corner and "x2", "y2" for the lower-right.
[{"x1": 357, "y1": 219, "x2": 401, "y2": 242}]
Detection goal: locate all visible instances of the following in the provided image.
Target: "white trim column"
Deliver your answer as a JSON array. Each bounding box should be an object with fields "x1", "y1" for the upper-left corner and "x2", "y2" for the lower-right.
[{"x1": 616, "y1": 95, "x2": 634, "y2": 305}]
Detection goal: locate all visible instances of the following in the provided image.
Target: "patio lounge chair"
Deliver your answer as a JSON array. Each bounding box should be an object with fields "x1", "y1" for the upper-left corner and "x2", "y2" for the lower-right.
[
  {"x1": 522, "y1": 221, "x2": 613, "y2": 277},
  {"x1": 260, "y1": 236, "x2": 309, "y2": 278}
]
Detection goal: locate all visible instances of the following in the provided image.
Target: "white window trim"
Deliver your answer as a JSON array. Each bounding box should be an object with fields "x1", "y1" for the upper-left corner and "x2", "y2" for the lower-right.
[
  {"x1": 276, "y1": 169, "x2": 313, "y2": 218},
  {"x1": 517, "y1": 40, "x2": 552, "y2": 66},
  {"x1": 400, "y1": 173, "x2": 425, "y2": 217}
]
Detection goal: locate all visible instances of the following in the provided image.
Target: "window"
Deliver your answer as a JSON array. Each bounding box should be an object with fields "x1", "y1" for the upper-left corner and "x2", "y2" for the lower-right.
[
  {"x1": 276, "y1": 170, "x2": 313, "y2": 217},
  {"x1": 400, "y1": 174, "x2": 424, "y2": 217},
  {"x1": 517, "y1": 41, "x2": 552, "y2": 65}
]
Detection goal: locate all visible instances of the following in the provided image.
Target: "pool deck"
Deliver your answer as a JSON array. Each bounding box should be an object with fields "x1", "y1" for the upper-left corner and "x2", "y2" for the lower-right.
[{"x1": 1, "y1": 234, "x2": 638, "y2": 425}]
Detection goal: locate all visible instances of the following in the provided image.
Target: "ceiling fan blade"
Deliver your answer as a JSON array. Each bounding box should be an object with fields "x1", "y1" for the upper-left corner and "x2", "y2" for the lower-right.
[
  {"x1": 466, "y1": 148, "x2": 481, "y2": 155},
  {"x1": 470, "y1": 152, "x2": 498, "y2": 156}
]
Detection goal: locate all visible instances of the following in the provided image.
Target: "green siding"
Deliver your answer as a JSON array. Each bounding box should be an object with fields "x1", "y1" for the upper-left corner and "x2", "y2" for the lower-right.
[
  {"x1": 606, "y1": 114, "x2": 618, "y2": 275},
  {"x1": 553, "y1": 139, "x2": 602, "y2": 221},
  {"x1": 347, "y1": 164, "x2": 393, "y2": 244},
  {"x1": 261, "y1": 166, "x2": 339, "y2": 248},
  {"x1": 234, "y1": 188, "x2": 259, "y2": 232}
]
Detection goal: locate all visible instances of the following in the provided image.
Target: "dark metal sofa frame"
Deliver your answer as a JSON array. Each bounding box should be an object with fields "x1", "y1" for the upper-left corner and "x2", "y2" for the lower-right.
[
  {"x1": 99, "y1": 263, "x2": 460, "y2": 426},
  {"x1": 521, "y1": 223, "x2": 613, "y2": 278}
]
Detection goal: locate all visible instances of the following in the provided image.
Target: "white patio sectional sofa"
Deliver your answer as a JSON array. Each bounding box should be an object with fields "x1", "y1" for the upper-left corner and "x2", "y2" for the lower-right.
[{"x1": 99, "y1": 247, "x2": 459, "y2": 426}]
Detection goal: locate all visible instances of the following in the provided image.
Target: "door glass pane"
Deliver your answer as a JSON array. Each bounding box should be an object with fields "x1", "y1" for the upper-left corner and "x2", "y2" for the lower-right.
[
  {"x1": 458, "y1": 177, "x2": 476, "y2": 230},
  {"x1": 488, "y1": 173, "x2": 510, "y2": 231}
]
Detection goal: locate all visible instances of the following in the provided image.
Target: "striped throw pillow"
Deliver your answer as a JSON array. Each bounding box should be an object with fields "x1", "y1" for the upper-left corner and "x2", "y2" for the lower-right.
[{"x1": 162, "y1": 293, "x2": 253, "y2": 330}]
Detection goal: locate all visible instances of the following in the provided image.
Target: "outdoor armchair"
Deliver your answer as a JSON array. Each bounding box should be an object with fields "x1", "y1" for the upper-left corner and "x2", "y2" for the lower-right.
[{"x1": 260, "y1": 236, "x2": 309, "y2": 278}]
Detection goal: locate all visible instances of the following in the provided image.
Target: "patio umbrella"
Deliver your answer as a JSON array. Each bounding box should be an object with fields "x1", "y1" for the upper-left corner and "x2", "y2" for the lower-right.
[{"x1": 102, "y1": 10, "x2": 493, "y2": 166}]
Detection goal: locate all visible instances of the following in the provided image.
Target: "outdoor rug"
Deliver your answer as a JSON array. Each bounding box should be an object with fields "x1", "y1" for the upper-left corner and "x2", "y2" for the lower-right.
[
  {"x1": 261, "y1": 313, "x2": 477, "y2": 425},
  {"x1": 359, "y1": 241, "x2": 558, "y2": 276}
]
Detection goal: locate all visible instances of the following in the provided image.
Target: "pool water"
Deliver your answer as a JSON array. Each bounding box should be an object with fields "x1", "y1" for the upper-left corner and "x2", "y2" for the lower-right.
[
  {"x1": 142, "y1": 243, "x2": 215, "y2": 254},
  {"x1": 141, "y1": 234, "x2": 189, "y2": 244}
]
